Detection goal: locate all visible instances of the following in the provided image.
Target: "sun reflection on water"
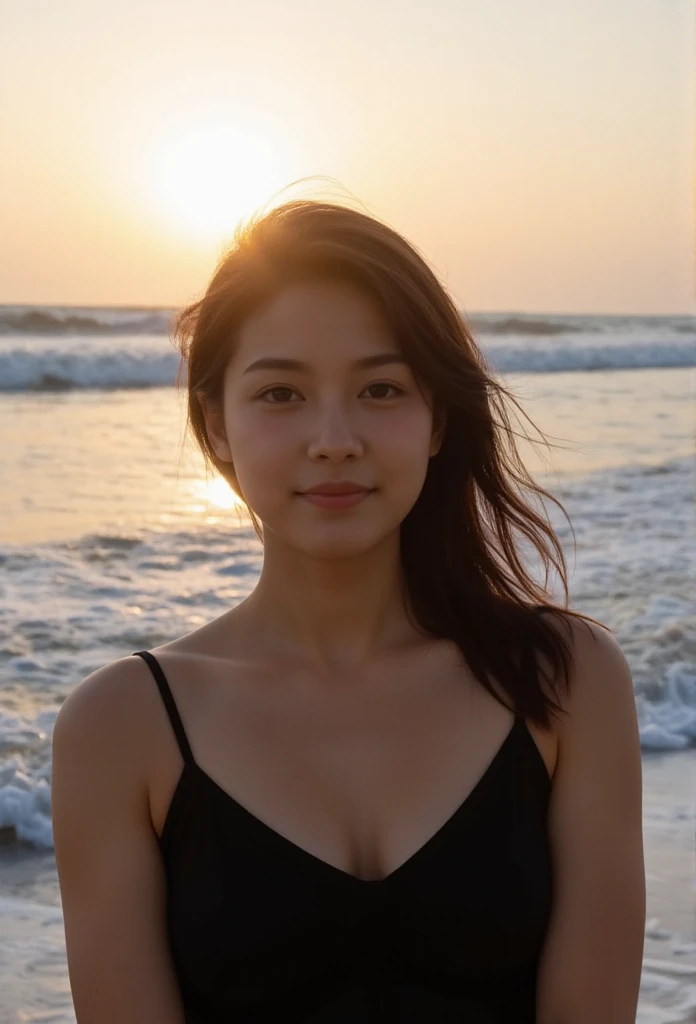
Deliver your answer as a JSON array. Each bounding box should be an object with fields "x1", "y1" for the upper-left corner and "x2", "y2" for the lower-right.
[{"x1": 197, "y1": 475, "x2": 244, "y2": 511}]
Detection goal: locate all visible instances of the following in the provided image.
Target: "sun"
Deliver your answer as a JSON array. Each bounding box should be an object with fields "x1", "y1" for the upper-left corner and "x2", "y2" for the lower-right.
[{"x1": 142, "y1": 120, "x2": 290, "y2": 245}]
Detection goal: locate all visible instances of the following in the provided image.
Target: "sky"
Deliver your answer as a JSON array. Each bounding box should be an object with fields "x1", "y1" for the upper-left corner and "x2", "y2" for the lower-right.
[{"x1": 0, "y1": 0, "x2": 693, "y2": 315}]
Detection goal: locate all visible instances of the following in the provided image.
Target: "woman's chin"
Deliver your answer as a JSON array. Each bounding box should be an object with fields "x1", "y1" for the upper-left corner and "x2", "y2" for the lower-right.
[{"x1": 287, "y1": 525, "x2": 393, "y2": 561}]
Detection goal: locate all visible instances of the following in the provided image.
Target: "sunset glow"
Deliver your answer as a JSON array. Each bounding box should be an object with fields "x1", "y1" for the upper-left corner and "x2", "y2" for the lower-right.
[
  {"x1": 200, "y1": 475, "x2": 243, "y2": 510},
  {"x1": 141, "y1": 122, "x2": 289, "y2": 245},
  {"x1": 1, "y1": 1, "x2": 692, "y2": 313}
]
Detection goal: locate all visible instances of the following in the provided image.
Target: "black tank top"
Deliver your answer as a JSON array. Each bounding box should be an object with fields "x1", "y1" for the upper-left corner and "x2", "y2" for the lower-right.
[{"x1": 133, "y1": 649, "x2": 553, "y2": 1023}]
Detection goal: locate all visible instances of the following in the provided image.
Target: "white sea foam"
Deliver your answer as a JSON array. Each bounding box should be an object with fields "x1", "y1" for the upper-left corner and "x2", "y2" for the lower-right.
[{"x1": 0, "y1": 309, "x2": 692, "y2": 390}]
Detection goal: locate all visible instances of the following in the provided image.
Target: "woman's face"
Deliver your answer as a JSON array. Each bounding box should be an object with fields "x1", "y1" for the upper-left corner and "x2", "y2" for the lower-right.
[{"x1": 202, "y1": 279, "x2": 444, "y2": 559}]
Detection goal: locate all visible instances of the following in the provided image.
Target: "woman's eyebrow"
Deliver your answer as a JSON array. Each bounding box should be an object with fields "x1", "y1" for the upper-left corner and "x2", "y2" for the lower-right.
[{"x1": 242, "y1": 353, "x2": 407, "y2": 375}]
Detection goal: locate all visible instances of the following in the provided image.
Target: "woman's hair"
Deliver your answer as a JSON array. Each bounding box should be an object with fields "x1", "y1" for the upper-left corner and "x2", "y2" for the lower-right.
[{"x1": 173, "y1": 196, "x2": 604, "y2": 730}]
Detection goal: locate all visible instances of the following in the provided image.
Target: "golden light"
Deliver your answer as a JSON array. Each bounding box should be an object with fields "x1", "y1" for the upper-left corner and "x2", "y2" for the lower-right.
[
  {"x1": 142, "y1": 120, "x2": 290, "y2": 245},
  {"x1": 201, "y1": 475, "x2": 243, "y2": 510}
]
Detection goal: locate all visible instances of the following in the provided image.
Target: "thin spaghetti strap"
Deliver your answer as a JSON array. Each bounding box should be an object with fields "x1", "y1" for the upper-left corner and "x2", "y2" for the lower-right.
[{"x1": 132, "y1": 650, "x2": 195, "y2": 765}]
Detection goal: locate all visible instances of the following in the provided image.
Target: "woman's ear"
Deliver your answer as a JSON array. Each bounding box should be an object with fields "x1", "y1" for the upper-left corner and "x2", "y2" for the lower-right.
[
  {"x1": 198, "y1": 393, "x2": 233, "y2": 463},
  {"x1": 430, "y1": 407, "x2": 447, "y2": 457}
]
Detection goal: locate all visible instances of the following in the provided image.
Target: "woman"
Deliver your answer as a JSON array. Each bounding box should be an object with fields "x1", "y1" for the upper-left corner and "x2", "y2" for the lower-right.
[{"x1": 51, "y1": 199, "x2": 645, "y2": 1022}]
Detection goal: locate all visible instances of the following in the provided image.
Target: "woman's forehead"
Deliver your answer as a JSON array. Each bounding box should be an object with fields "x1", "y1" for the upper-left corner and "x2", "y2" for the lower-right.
[{"x1": 230, "y1": 282, "x2": 400, "y2": 370}]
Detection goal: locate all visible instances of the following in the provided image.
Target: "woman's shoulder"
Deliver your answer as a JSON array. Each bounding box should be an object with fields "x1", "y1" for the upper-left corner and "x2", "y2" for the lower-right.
[
  {"x1": 533, "y1": 606, "x2": 633, "y2": 742},
  {"x1": 55, "y1": 606, "x2": 252, "y2": 748},
  {"x1": 56, "y1": 654, "x2": 152, "y2": 731},
  {"x1": 52, "y1": 654, "x2": 172, "y2": 792}
]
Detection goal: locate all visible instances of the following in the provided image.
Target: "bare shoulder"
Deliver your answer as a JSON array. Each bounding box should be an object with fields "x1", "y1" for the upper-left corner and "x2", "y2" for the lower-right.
[
  {"x1": 51, "y1": 655, "x2": 158, "y2": 862},
  {"x1": 541, "y1": 609, "x2": 637, "y2": 739},
  {"x1": 53, "y1": 653, "x2": 171, "y2": 782}
]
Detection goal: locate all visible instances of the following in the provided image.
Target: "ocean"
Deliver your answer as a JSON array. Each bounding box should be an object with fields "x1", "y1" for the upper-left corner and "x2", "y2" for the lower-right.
[{"x1": 0, "y1": 305, "x2": 694, "y2": 1022}]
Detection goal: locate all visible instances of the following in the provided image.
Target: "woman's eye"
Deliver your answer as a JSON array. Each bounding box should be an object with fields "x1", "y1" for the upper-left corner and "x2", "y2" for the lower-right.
[
  {"x1": 364, "y1": 382, "x2": 403, "y2": 399},
  {"x1": 259, "y1": 387, "x2": 298, "y2": 403}
]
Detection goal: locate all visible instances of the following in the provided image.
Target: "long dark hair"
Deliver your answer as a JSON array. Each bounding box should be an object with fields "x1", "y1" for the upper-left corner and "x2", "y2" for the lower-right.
[{"x1": 173, "y1": 197, "x2": 604, "y2": 731}]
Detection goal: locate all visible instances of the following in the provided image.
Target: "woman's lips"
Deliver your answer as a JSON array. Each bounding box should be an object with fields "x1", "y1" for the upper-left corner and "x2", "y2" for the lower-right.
[{"x1": 298, "y1": 490, "x2": 374, "y2": 510}]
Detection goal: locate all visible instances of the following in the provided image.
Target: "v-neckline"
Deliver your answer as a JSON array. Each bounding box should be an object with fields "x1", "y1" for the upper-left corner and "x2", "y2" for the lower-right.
[{"x1": 180, "y1": 715, "x2": 528, "y2": 885}]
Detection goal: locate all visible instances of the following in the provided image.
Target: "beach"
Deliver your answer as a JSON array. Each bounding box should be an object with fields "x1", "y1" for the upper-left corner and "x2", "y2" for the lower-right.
[{"x1": 0, "y1": 308, "x2": 694, "y2": 1021}]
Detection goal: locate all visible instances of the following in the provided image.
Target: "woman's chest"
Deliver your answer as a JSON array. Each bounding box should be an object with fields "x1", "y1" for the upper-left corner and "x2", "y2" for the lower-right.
[
  {"x1": 160, "y1": 755, "x2": 554, "y2": 1016},
  {"x1": 147, "y1": 645, "x2": 556, "y2": 881}
]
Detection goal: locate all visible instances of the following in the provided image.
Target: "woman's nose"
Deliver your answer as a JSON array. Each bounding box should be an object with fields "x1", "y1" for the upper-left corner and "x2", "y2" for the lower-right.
[{"x1": 306, "y1": 406, "x2": 364, "y2": 461}]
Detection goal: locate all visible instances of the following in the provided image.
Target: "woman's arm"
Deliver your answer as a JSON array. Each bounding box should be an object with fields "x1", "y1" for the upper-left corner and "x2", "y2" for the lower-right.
[
  {"x1": 51, "y1": 660, "x2": 186, "y2": 1024},
  {"x1": 536, "y1": 619, "x2": 646, "y2": 1023}
]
